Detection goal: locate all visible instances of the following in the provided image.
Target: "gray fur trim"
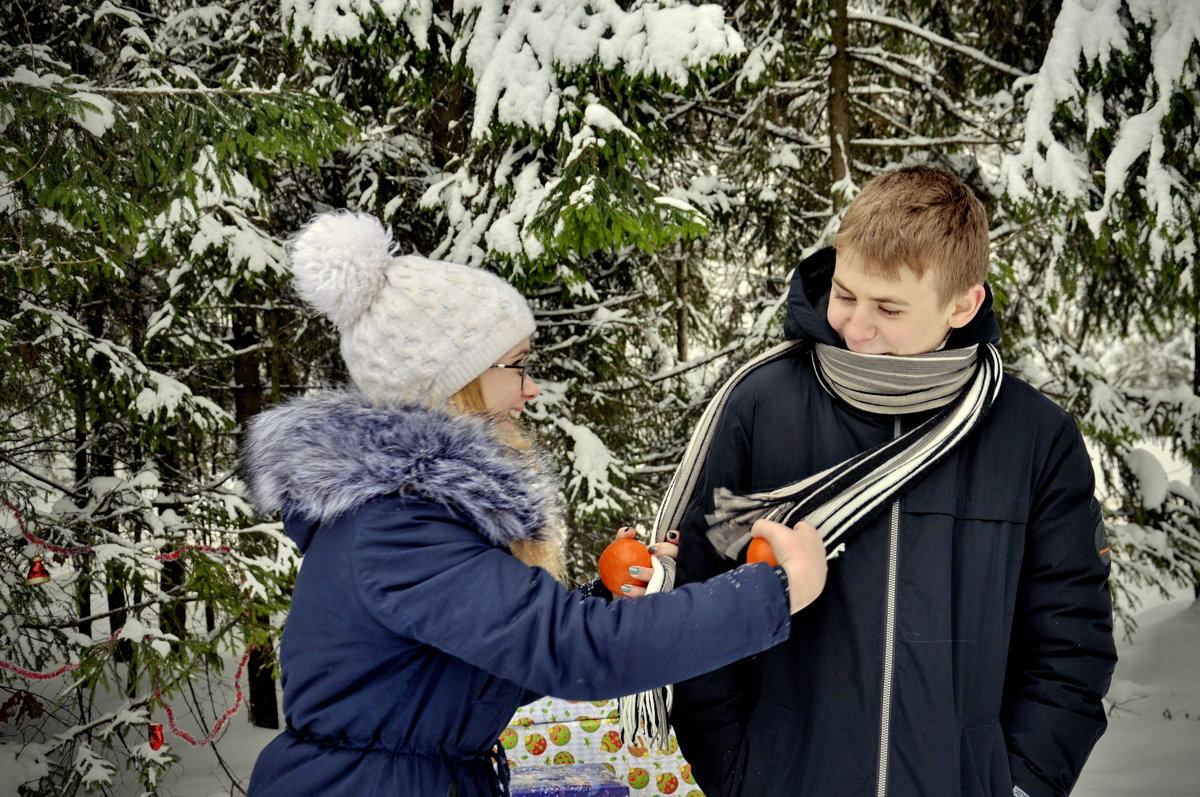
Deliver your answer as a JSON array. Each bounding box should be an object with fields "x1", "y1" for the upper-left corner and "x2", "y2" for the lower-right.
[{"x1": 240, "y1": 389, "x2": 555, "y2": 547}]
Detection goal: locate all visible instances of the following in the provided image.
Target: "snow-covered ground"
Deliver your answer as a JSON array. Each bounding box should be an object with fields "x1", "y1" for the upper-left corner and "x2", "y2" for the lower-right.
[
  {"x1": 1074, "y1": 593, "x2": 1200, "y2": 797},
  {"x1": 155, "y1": 596, "x2": 1200, "y2": 797}
]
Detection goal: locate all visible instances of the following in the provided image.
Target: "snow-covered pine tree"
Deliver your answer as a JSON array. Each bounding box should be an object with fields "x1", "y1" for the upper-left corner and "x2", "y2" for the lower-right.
[
  {"x1": 656, "y1": 0, "x2": 1197, "y2": 624},
  {"x1": 1000, "y1": 0, "x2": 1200, "y2": 615},
  {"x1": 280, "y1": 0, "x2": 750, "y2": 577},
  {"x1": 618, "y1": 0, "x2": 1044, "y2": 519},
  {"x1": 1, "y1": 1, "x2": 352, "y2": 792},
  {"x1": 500, "y1": 0, "x2": 1057, "y2": 565}
]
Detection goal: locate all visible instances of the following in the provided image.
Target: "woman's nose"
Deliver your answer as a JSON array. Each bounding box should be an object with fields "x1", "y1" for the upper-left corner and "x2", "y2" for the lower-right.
[{"x1": 523, "y1": 376, "x2": 541, "y2": 400}]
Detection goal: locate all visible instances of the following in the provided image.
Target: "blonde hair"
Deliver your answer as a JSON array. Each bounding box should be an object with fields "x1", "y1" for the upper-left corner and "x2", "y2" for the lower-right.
[
  {"x1": 448, "y1": 376, "x2": 567, "y2": 582},
  {"x1": 834, "y1": 165, "x2": 989, "y2": 306}
]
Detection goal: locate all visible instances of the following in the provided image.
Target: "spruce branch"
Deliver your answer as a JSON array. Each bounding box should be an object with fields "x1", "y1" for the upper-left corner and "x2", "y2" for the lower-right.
[
  {"x1": 21, "y1": 591, "x2": 197, "y2": 631},
  {"x1": 0, "y1": 455, "x2": 83, "y2": 498},
  {"x1": 647, "y1": 342, "x2": 739, "y2": 384},
  {"x1": 849, "y1": 50, "x2": 989, "y2": 130},
  {"x1": 847, "y1": 9, "x2": 1028, "y2": 77},
  {"x1": 39, "y1": 695, "x2": 154, "y2": 755},
  {"x1": 850, "y1": 134, "x2": 1018, "y2": 148}
]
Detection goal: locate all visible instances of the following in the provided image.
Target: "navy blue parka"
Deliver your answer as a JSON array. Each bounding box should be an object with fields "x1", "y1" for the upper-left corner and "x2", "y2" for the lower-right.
[
  {"x1": 670, "y1": 248, "x2": 1116, "y2": 797},
  {"x1": 239, "y1": 390, "x2": 792, "y2": 797}
]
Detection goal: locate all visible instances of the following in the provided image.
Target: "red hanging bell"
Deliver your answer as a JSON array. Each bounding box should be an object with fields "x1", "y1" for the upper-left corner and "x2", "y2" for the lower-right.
[
  {"x1": 149, "y1": 723, "x2": 164, "y2": 750},
  {"x1": 24, "y1": 555, "x2": 51, "y2": 585}
]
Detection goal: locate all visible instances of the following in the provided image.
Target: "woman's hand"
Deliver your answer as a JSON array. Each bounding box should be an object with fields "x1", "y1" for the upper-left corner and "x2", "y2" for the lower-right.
[
  {"x1": 615, "y1": 526, "x2": 679, "y2": 597},
  {"x1": 749, "y1": 518, "x2": 827, "y2": 614}
]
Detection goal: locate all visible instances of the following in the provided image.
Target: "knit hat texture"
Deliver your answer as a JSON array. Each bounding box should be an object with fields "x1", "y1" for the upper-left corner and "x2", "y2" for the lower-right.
[{"x1": 288, "y1": 211, "x2": 535, "y2": 406}]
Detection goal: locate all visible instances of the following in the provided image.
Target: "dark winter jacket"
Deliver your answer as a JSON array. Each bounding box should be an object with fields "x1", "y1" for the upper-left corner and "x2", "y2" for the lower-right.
[
  {"x1": 671, "y1": 248, "x2": 1116, "y2": 797},
  {"x1": 239, "y1": 392, "x2": 792, "y2": 797}
]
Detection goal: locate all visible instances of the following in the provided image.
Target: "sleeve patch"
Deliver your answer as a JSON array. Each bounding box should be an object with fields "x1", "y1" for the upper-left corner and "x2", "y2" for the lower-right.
[{"x1": 1095, "y1": 519, "x2": 1111, "y2": 567}]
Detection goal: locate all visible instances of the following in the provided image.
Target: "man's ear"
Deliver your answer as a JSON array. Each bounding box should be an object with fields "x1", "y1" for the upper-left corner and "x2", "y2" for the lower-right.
[{"x1": 948, "y1": 284, "x2": 986, "y2": 329}]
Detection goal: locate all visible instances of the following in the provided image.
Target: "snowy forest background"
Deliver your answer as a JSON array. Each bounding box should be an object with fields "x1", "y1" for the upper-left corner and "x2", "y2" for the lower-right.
[{"x1": 2, "y1": 0, "x2": 1198, "y2": 794}]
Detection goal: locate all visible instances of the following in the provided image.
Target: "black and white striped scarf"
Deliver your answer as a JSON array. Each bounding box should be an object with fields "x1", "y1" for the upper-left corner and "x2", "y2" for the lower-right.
[
  {"x1": 618, "y1": 340, "x2": 1003, "y2": 749},
  {"x1": 704, "y1": 342, "x2": 1002, "y2": 559}
]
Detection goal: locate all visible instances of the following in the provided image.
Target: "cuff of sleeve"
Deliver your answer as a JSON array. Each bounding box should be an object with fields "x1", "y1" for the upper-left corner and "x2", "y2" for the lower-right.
[
  {"x1": 576, "y1": 577, "x2": 613, "y2": 601},
  {"x1": 772, "y1": 564, "x2": 789, "y2": 596},
  {"x1": 1007, "y1": 754, "x2": 1057, "y2": 797}
]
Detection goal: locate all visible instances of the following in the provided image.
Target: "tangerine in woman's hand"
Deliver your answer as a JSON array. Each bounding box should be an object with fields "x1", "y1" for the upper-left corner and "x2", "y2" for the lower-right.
[
  {"x1": 598, "y1": 538, "x2": 652, "y2": 594},
  {"x1": 746, "y1": 537, "x2": 778, "y2": 567}
]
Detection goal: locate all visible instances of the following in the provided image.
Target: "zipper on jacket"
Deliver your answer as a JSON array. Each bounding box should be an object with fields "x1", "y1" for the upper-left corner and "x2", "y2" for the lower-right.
[{"x1": 875, "y1": 417, "x2": 902, "y2": 797}]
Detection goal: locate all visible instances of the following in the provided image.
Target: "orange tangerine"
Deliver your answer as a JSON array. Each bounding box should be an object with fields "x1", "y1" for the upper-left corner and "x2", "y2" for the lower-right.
[
  {"x1": 746, "y1": 537, "x2": 778, "y2": 566},
  {"x1": 598, "y1": 538, "x2": 652, "y2": 593}
]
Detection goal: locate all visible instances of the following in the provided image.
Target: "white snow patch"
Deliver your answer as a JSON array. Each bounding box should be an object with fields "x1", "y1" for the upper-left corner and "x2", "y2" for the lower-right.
[
  {"x1": 1124, "y1": 447, "x2": 1171, "y2": 510},
  {"x1": 68, "y1": 91, "x2": 116, "y2": 137}
]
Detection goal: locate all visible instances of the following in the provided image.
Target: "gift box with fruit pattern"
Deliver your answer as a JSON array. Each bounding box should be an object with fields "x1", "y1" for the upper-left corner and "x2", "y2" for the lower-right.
[{"x1": 503, "y1": 697, "x2": 703, "y2": 796}]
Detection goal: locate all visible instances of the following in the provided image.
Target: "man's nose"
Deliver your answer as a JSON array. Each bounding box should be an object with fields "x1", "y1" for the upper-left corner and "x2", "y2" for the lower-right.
[{"x1": 845, "y1": 308, "x2": 874, "y2": 340}]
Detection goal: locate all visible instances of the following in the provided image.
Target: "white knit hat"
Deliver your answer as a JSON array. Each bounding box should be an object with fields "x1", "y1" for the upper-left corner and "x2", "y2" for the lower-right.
[{"x1": 288, "y1": 210, "x2": 535, "y2": 406}]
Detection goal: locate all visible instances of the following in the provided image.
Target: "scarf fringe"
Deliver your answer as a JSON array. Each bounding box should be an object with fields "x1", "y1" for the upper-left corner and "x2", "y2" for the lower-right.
[
  {"x1": 619, "y1": 343, "x2": 802, "y2": 750},
  {"x1": 617, "y1": 682, "x2": 674, "y2": 751}
]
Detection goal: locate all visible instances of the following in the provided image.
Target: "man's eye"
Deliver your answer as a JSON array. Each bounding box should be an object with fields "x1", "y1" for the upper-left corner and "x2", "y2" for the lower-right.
[{"x1": 878, "y1": 306, "x2": 901, "y2": 317}]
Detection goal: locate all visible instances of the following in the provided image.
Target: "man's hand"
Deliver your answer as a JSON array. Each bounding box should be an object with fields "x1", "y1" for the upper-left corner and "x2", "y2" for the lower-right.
[{"x1": 750, "y1": 518, "x2": 827, "y2": 613}]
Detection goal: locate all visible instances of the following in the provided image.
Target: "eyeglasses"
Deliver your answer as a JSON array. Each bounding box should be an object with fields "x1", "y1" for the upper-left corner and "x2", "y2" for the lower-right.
[{"x1": 489, "y1": 357, "x2": 535, "y2": 390}]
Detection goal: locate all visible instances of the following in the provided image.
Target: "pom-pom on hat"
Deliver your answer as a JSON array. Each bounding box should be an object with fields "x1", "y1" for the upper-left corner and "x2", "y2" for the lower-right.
[{"x1": 289, "y1": 210, "x2": 535, "y2": 406}]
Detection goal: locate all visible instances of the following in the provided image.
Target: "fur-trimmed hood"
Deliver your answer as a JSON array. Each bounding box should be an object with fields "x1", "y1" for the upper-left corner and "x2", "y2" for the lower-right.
[{"x1": 240, "y1": 389, "x2": 558, "y2": 550}]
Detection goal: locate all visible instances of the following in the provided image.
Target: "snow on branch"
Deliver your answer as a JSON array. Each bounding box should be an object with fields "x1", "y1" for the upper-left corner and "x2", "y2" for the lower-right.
[
  {"x1": 466, "y1": 0, "x2": 744, "y2": 137},
  {"x1": 285, "y1": 0, "x2": 744, "y2": 138},
  {"x1": 846, "y1": 8, "x2": 1027, "y2": 78},
  {"x1": 1002, "y1": 0, "x2": 1200, "y2": 243},
  {"x1": 648, "y1": 342, "x2": 738, "y2": 383}
]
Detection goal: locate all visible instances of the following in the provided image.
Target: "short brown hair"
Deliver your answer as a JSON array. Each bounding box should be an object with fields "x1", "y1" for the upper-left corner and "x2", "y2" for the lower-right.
[{"x1": 833, "y1": 165, "x2": 989, "y2": 306}]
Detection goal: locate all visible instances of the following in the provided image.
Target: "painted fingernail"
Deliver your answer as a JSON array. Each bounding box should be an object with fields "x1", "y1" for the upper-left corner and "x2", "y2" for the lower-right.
[
  {"x1": 648, "y1": 545, "x2": 658, "y2": 554},
  {"x1": 666, "y1": 531, "x2": 679, "y2": 541},
  {"x1": 629, "y1": 566, "x2": 642, "y2": 576},
  {"x1": 620, "y1": 584, "x2": 632, "y2": 594}
]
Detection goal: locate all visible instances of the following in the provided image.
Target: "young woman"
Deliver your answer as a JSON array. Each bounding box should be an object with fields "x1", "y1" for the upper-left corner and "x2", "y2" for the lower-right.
[{"x1": 240, "y1": 211, "x2": 826, "y2": 797}]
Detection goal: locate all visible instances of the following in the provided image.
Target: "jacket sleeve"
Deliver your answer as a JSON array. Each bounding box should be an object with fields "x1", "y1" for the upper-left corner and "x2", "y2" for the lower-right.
[
  {"x1": 669, "y1": 398, "x2": 761, "y2": 796},
  {"x1": 349, "y1": 496, "x2": 791, "y2": 702},
  {"x1": 1002, "y1": 413, "x2": 1117, "y2": 797}
]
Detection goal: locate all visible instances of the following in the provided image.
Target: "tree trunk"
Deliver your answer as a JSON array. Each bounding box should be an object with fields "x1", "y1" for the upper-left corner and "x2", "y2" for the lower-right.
[
  {"x1": 1194, "y1": 322, "x2": 1199, "y2": 600},
  {"x1": 74, "y1": 395, "x2": 92, "y2": 638},
  {"x1": 160, "y1": 556, "x2": 187, "y2": 640},
  {"x1": 429, "y1": 0, "x2": 470, "y2": 170},
  {"x1": 80, "y1": 293, "x2": 133, "y2": 664},
  {"x1": 233, "y1": 286, "x2": 280, "y2": 729},
  {"x1": 828, "y1": 0, "x2": 853, "y2": 208},
  {"x1": 106, "y1": 562, "x2": 131, "y2": 664},
  {"x1": 674, "y1": 248, "x2": 688, "y2": 361}
]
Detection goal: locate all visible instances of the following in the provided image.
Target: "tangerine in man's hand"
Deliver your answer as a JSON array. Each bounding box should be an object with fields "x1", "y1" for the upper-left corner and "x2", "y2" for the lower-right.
[
  {"x1": 746, "y1": 537, "x2": 779, "y2": 567},
  {"x1": 598, "y1": 538, "x2": 653, "y2": 594}
]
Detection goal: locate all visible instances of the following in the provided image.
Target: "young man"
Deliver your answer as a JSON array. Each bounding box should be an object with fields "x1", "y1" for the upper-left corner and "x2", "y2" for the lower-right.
[{"x1": 669, "y1": 166, "x2": 1116, "y2": 797}]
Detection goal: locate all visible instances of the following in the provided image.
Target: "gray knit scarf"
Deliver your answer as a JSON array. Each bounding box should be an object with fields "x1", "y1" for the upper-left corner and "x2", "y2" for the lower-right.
[{"x1": 617, "y1": 339, "x2": 1003, "y2": 750}]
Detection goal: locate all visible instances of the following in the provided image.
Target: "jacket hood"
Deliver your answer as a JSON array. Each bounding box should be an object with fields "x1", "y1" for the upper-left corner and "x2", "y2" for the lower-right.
[
  {"x1": 240, "y1": 389, "x2": 557, "y2": 551},
  {"x1": 782, "y1": 246, "x2": 1001, "y2": 348}
]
